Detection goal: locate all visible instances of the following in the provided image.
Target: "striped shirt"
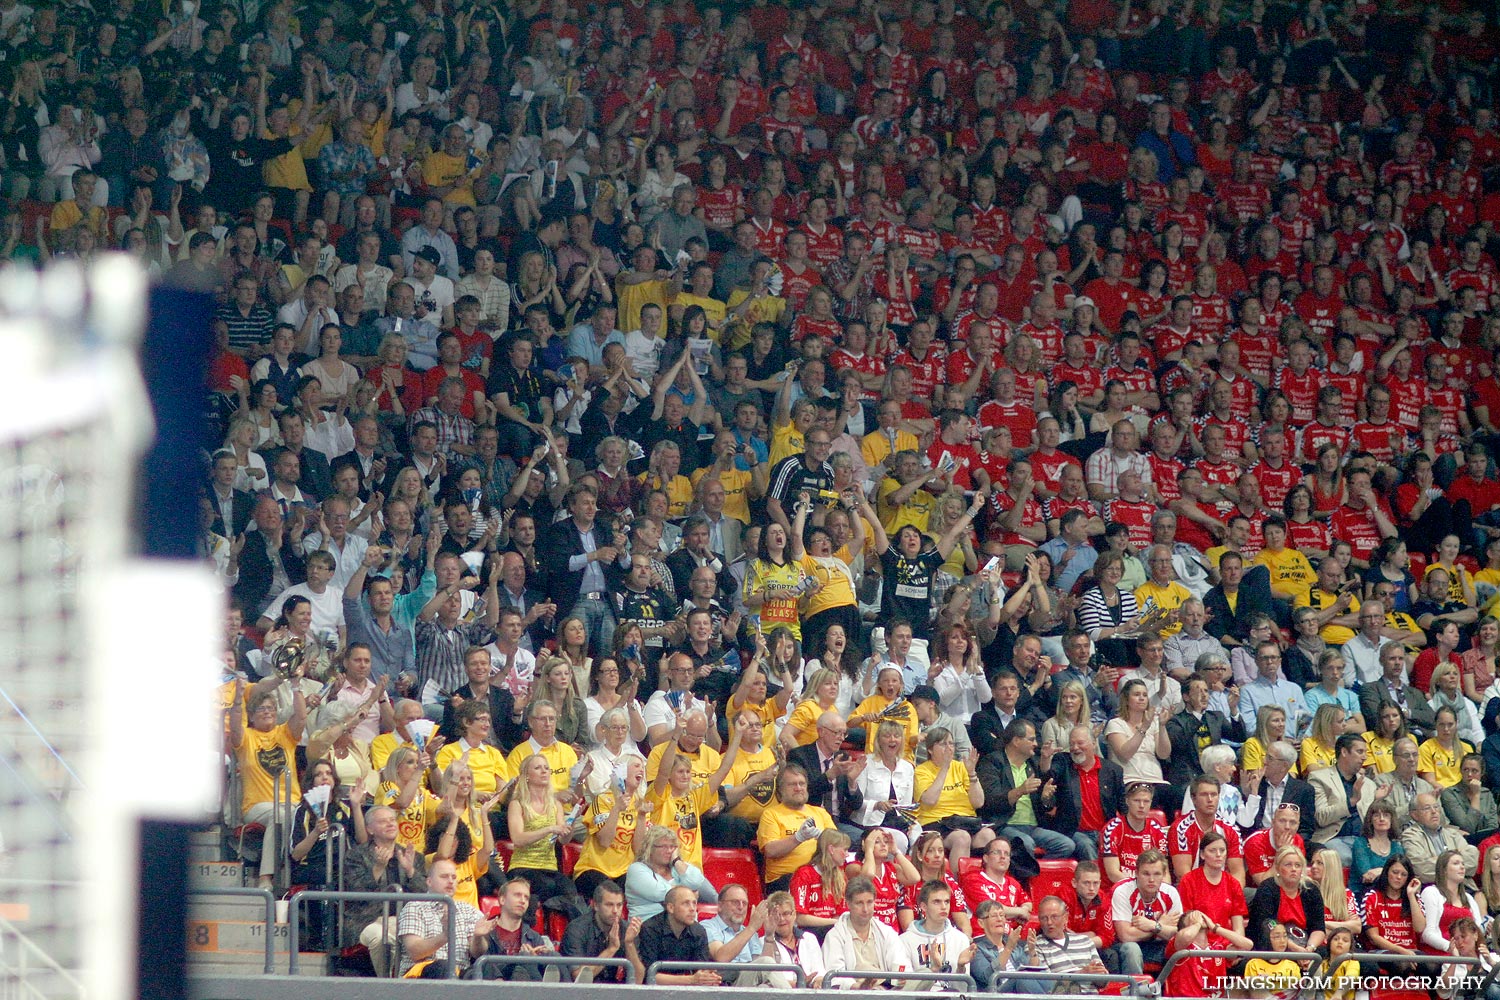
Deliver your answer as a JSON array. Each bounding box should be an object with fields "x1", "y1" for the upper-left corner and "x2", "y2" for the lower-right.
[
  {"x1": 408, "y1": 406, "x2": 475, "y2": 457},
  {"x1": 414, "y1": 616, "x2": 496, "y2": 702},
  {"x1": 216, "y1": 302, "x2": 275, "y2": 352},
  {"x1": 1032, "y1": 929, "x2": 1103, "y2": 976}
]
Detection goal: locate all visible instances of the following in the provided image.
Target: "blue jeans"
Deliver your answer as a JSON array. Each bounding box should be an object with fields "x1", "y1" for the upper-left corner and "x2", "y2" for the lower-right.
[
  {"x1": 1072, "y1": 830, "x2": 1100, "y2": 861},
  {"x1": 1118, "y1": 938, "x2": 1165, "y2": 975},
  {"x1": 998, "y1": 824, "x2": 1077, "y2": 859},
  {"x1": 572, "y1": 596, "x2": 616, "y2": 655}
]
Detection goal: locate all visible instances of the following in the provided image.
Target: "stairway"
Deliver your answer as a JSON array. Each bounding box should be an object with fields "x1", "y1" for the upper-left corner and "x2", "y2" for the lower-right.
[{"x1": 185, "y1": 828, "x2": 327, "y2": 978}]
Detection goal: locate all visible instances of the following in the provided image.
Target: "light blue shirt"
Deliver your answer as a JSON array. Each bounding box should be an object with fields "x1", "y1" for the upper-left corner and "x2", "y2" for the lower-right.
[
  {"x1": 1038, "y1": 536, "x2": 1098, "y2": 595},
  {"x1": 702, "y1": 915, "x2": 763, "y2": 964},
  {"x1": 622, "y1": 860, "x2": 717, "y2": 923},
  {"x1": 1304, "y1": 685, "x2": 1360, "y2": 723},
  {"x1": 1239, "y1": 676, "x2": 1310, "y2": 736},
  {"x1": 566, "y1": 324, "x2": 626, "y2": 369}
]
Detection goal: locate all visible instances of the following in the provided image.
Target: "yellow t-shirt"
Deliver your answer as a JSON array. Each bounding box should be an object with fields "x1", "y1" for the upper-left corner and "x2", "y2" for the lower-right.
[
  {"x1": 645, "y1": 741, "x2": 723, "y2": 785},
  {"x1": 636, "y1": 473, "x2": 694, "y2": 519},
  {"x1": 576, "y1": 789, "x2": 643, "y2": 878},
  {"x1": 727, "y1": 692, "x2": 780, "y2": 749},
  {"x1": 723, "y1": 290, "x2": 786, "y2": 350},
  {"x1": 756, "y1": 800, "x2": 833, "y2": 883},
  {"x1": 861, "y1": 429, "x2": 919, "y2": 470},
  {"x1": 1245, "y1": 957, "x2": 1301, "y2": 999},
  {"x1": 262, "y1": 122, "x2": 328, "y2": 191},
  {"x1": 49, "y1": 200, "x2": 107, "y2": 240},
  {"x1": 877, "y1": 477, "x2": 936, "y2": 534},
  {"x1": 1133, "y1": 580, "x2": 1193, "y2": 636},
  {"x1": 369, "y1": 733, "x2": 417, "y2": 772},
  {"x1": 784, "y1": 699, "x2": 828, "y2": 747},
  {"x1": 1295, "y1": 588, "x2": 1360, "y2": 646},
  {"x1": 723, "y1": 745, "x2": 778, "y2": 823},
  {"x1": 671, "y1": 292, "x2": 728, "y2": 342},
  {"x1": 435, "y1": 740, "x2": 514, "y2": 797},
  {"x1": 1418, "y1": 737, "x2": 1472, "y2": 788},
  {"x1": 769, "y1": 422, "x2": 805, "y2": 466},
  {"x1": 1299, "y1": 737, "x2": 1337, "y2": 775},
  {"x1": 854, "y1": 692, "x2": 920, "y2": 758},
  {"x1": 505, "y1": 739, "x2": 580, "y2": 793},
  {"x1": 421, "y1": 149, "x2": 477, "y2": 206},
  {"x1": 744, "y1": 558, "x2": 805, "y2": 638},
  {"x1": 377, "y1": 780, "x2": 442, "y2": 851},
  {"x1": 1363, "y1": 732, "x2": 1397, "y2": 774},
  {"x1": 645, "y1": 780, "x2": 717, "y2": 868},
  {"x1": 614, "y1": 276, "x2": 671, "y2": 333},
  {"x1": 1254, "y1": 547, "x2": 1318, "y2": 596},
  {"x1": 1475, "y1": 568, "x2": 1500, "y2": 614},
  {"x1": 799, "y1": 552, "x2": 857, "y2": 619},
  {"x1": 691, "y1": 466, "x2": 752, "y2": 525},
  {"x1": 912, "y1": 760, "x2": 976, "y2": 826},
  {"x1": 236, "y1": 723, "x2": 301, "y2": 813}
]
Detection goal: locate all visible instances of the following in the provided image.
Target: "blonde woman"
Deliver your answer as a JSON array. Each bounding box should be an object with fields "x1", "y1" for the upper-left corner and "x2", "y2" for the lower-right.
[
  {"x1": 1041, "y1": 680, "x2": 1090, "y2": 750},
  {"x1": 789, "y1": 828, "x2": 852, "y2": 934},
  {"x1": 375, "y1": 745, "x2": 442, "y2": 852},
  {"x1": 781, "y1": 668, "x2": 842, "y2": 749},
  {"x1": 573, "y1": 757, "x2": 647, "y2": 899},
  {"x1": 1242, "y1": 705, "x2": 1292, "y2": 774},
  {"x1": 1299, "y1": 703, "x2": 1346, "y2": 775},
  {"x1": 506, "y1": 752, "x2": 580, "y2": 922},
  {"x1": 1309, "y1": 848, "x2": 1362, "y2": 938},
  {"x1": 1427, "y1": 661, "x2": 1483, "y2": 748},
  {"x1": 622, "y1": 823, "x2": 717, "y2": 922},
  {"x1": 365, "y1": 333, "x2": 420, "y2": 417},
  {"x1": 222, "y1": 415, "x2": 270, "y2": 492}
]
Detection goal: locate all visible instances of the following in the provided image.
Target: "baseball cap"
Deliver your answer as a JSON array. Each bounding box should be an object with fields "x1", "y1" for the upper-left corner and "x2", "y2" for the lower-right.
[
  {"x1": 414, "y1": 245, "x2": 442, "y2": 266},
  {"x1": 909, "y1": 685, "x2": 940, "y2": 705}
]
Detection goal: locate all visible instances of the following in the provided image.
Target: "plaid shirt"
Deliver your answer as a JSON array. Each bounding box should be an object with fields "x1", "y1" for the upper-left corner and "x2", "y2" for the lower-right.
[
  {"x1": 455, "y1": 274, "x2": 511, "y2": 331},
  {"x1": 414, "y1": 616, "x2": 496, "y2": 701},
  {"x1": 409, "y1": 406, "x2": 475, "y2": 457},
  {"x1": 318, "y1": 140, "x2": 378, "y2": 197},
  {"x1": 396, "y1": 898, "x2": 483, "y2": 975}
]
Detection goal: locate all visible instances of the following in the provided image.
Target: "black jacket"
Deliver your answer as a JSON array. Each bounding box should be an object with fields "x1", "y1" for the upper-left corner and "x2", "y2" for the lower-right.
[
  {"x1": 1203, "y1": 564, "x2": 1274, "y2": 645},
  {"x1": 786, "y1": 743, "x2": 864, "y2": 823},
  {"x1": 210, "y1": 487, "x2": 257, "y2": 537},
  {"x1": 976, "y1": 749, "x2": 1044, "y2": 828},
  {"x1": 233, "y1": 528, "x2": 308, "y2": 618},
  {"x1": 664, "y1": 547, "x2": 734, "y2": 603},
  {"x1": 542, "y1": 516, "x2": 623, "y2": 616},
  {"x1": 969, "y1": 700, "x2": 1037, "y2": 759},
  {"x1": 438, "y1": 682, "x2": 527, "y2": 753},
  {"x1": 1042, "y1": 754, "x2": 1125, "y2": 836},
  {"x1": 1240, "y1": 776, "x2": 1317, "y2": 842},
  {"x1": 1164, "y1": 708, "x2": 1246, "y2": 787},
  {"x1": 1248, "y1": 883, "x2": 1325, "y2": 949}
]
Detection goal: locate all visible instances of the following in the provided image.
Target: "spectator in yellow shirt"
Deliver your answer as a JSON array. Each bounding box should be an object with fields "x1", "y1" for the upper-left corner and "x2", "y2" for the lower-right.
[
  {"x1": 1253, "y1": 518, "x2": 1318, "y2": 602},
  {"x1": 1134, "y1": 545, "x2": 1194, "y2": 636},
  {"x1": 422, "y1": 125, "x2": 480, "y2": 208}
]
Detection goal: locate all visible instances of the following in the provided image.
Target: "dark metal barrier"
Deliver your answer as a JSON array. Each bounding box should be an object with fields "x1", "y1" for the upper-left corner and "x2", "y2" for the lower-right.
[
  {"x1": 822, "y1": 969, "x2": 975, "y2": 990},
  {"x1": 472, "y1": 953, "x2": 636, "y2": 983},
  {"x1": 186, "y1": 887, "x2": 277, "y2": 975},
  {"x1": 648, "y1": 960, "x2": 807, "y2": 987},
  {"x1": 286, "y1": 891, "x2": 455, "y2": 977}
]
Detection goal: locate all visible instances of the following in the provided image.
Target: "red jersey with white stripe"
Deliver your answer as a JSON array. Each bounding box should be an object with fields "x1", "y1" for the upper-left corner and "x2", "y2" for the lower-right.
[
  {"x1": 1017, "y1": 321, "x2": 1066, "y2": 365},
  {"x1": 1197, "y1": 416, "x2": 1250, "y2": 459},
  {"x1": 903, "y1": 871, "x2": 968, "y2": 919},
  {"x1": 1230, "y1": 332, "x2": 1282, "y2": 382},
  {"x1": 1349, "y1": 420, "x2": 1402, "y2": 464},
  {"x1": 1271, "y1": 367, "x2": 1324, "y2": 425},
  {"x1": 791, "y1": 864, "x2": 850, "y2": 922},
  {"x1": 889, "y1": 347, "x2": 946, "y2": 403},
  {"x1": 1299, "y1": 423, "x2": 1351, "y2": 463},
  {"x1": 1052, "y1": 362, "x2": 1105, "y2": 398},
  {"x1": 1147, "y1": 453, "x2": 1186, "y2": 503},
  {"x1": 1170, "y1": 814, "x2": 1243, "y2": 867},
  {"x1": 1254, "y1": 460, "x2": 1300, "y2": 509},
  {"x1": 1190, "y1": 293, "x2": 1231, "y2": 343},
  {"x1": 1322, "y1": 370, "x2": 1366, "y2": 426},
  {"x1": 1100, "y1": 817, "x2": 1168, "y2": 883},
  {"x1": 976, "y1": 399, "x2": 1037, "y2": 448},
  {"x1": 1362, "y1": 888, "x2": 1416, "y2": 951},
  {"x1": 1030, "y1": 450, "x2": 1081, "y2": 495},
  {"x1": 1383, "y1": 375, "x2": 1426, "y2": 430},
  {"x1": 1110, "y1": 880, "x2": 1182, "y2": 924},
  {"x1": 928, "y1": 440, "x2": 980, "y2": 491},
  {"x1": 960, "y1": 869, "x2": 1030, "y2": 920},
  {"x1": 1243, "y1": 831, "x2": 1303, "y2": 882},
  {"x1": 697, "y1": 184, "x2": 744, "y2": 230},
  {"x1": 799, "y1": 223, "x2": 844, "y2": 266},
  {"x1": 847, "y1": 859, "x2": 907, "y2": 930}
]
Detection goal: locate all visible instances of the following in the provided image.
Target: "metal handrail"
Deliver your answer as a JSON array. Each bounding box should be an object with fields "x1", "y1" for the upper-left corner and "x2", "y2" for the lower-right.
[
  {"x1": 648, "y1": 959, "x2": 807, "y2": 987},
  {"x1": 287, "y1": 891, "x2": 455, "y2": 977},
  {"x1": 186, "y1": 886, "x2": 278, "y2": 975},
  {"x1": 990, "y1": 968, "x2": 1144, "y2": 991},
  {"x1": 1158, "y1": 947, "x2": 1482, "y2": 982},
  {"x1": 822, "y1": 968, "x2": 976, "y2": 990},
  {"x1": 0, "y1": 914, "x2": 85, "y2": 998},
  {"x1": 471, "y1": 953, "x2": 636, "y2": 982}
]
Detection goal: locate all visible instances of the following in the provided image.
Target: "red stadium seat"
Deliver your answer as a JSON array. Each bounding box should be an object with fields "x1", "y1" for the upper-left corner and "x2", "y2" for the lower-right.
[
  {"x1": 957, "y1": 856, "x2": 981, "y2": 880},
  {"x1": 480, "y1": 897, "x2": 501, "y2": 918},
  {"x1": 561, "y1": 841, "x2": 580, "y2": 876},
  {"x1": 494, "y1": 840, "x2": 515, "y2": 871},
  {"x1": 1147, "y1": 809, "x2": 1168, "y2": 828},
  {"x1": 1407, "y1": 551, "x2": 1427, "y2": 577},
  {"x1": 696, "y1": 903, "x2": 719, "y2": 921},
  {"x1": 1029, "y1": 859, "x2": 1076, "y2": 902},
  {"x1": 1457, "y1": 554, "x2": 1480, "y2": 575},
  {"x1": 702, "y1": 849, "x2": 763, "y2": 905}
]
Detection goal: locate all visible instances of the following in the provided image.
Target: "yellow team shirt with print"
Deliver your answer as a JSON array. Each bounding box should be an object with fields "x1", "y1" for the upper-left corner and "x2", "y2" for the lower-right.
[
  {"x1": 745, "y1": 559, "x2": 805, "y2": 638},
  {"x1": 727, "y1": 691, "x2": 781, "y2": 750},
  {"x1": 912, "y1": 760, "x2": 977, "y2": 826},
  {"x1": 1295, "y1": 588, "x2": 1360, "y2": 646},
  {"x1": 769, "y1": 422, "x2": 805, "y2": 466},
  {"x1": 1253, "y1": 547, "x2": 1317, "y2": 596},
  {"x1": 723, "y1": 291, "x2": 786, "y2": 350},
  {"x1": 1418, "y1": 737, "x2": 1471, "y2": 788},
  {"x1": 421, "y1": 149, "x2": 478, "y2": 207},
  {"x1": 756, "y1": 801, "x2": 833, "y2": 883},
  {"x1": 784, "y1": 698, "x2": 826, "y2": 747},
  {"x1": 262, "y1": 120, "x2": 329, "y2": 191},
  {"x1": 799, "y1": 552, "x2": 857, "y2": 619},
  {"x1": 723, "y1": 745, "x2": 779, "y2": 823},
  {"x1": 861, "y1": 428, "x2": 919, "y2": 470},
  {"x1": 237, "y1": 723, "x2": 301, "y2": 813},
  {"x1": 1133, "y1": 580, "x2": 1192, "y2": 636},
  {"x1": 614, "y1": 276, "x2": 670, "y2": 333},
  {"x1": 854, "y1": 692, "x2": 920, "y2": 758},
  {"x1": 646, "y1": 781, "x2": 717, "y2": 869},
  {"x1": 377, "y1": 780, "x2": 441, "y2": 852},
  {"x1": 577, "y1": 790, "x2": 644, "y2": 879},
  {"x1": 505, "y1": 739, "x2": 580, "y2": 793},
  {"x1": 671, "y1": 293, "x2": 727, "y2": 341},
  {"x1": 369, "y1": 733, "x2": 418, "y2": 771},
  {"x1": 637, "y1": 473, "x2": 694, "y2": 519},
  {"x1": 646, "y1": 741, "x2": 722, "y2": 784}
]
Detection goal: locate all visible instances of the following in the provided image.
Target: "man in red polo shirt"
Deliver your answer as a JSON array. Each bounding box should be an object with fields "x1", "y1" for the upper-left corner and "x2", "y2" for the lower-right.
[
  {"x1": 1330, "y1": 467, "x2": 1399, "y2": 569},
  {"x1": 1040, "y1": 723, "x2": 1124, "y2": 862},
  {"x1": 1448, "y1": 444, "x2": 1500, "y2": 537}
]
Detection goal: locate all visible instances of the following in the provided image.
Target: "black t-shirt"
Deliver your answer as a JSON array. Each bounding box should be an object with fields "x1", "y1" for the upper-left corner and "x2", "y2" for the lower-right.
[
  {"x1": 880, "y1": 548, "x2": 945, "y2": 639},
  {"x1": 486, "y1": 362, "x2": 545, "y2": 421}
]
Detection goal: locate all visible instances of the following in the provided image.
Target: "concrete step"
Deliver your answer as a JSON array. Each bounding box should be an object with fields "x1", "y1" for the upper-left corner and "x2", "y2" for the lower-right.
[
  {"x1": 187, "y1": 953, "x2": 328, "y2": 977},
  {"x1": 190, "y1": 843, "x2": 225, "y2": 863},
  {"x1": 189, "y1": 861, "x2": 246, "y2": 889},
  {"x1": 189, "y1": 897, "x2": 273, "y2": 920},
  {"x1": 190, "y1": 828, "x2": 225, "y2": 848},
  {"x1": 186, "y1": 919, "x2": 293, "y2": 956}
]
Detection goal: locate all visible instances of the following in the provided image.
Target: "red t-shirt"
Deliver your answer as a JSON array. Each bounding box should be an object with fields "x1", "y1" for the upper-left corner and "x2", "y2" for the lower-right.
[
  {"x1": 1170, "y1": 815, "x2": 1243, "y2": 868},
  {"x1": 1361, "y1": 888, "x2": 1416, "y2": 951},
  {"x1": 791, "y1": 864, "x2": 849, "y2": 922},
  {"x1": 1242, "y1": 831, "x2": 1303, "y2": 883},
  {"x1": 1105, "y1": 498, "x2": 1158, "y2": 550},
  {"x1": 1329, "y1": 503, "x2": 1388, "y2": 563},
  {"x1": 1177, "y1": 866, "x2": 1249, "y2": 931}
]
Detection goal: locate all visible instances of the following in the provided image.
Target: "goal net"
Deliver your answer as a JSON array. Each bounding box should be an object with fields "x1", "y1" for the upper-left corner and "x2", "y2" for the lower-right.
[{"x1": 0, "y1": 257, "x2": 155, "y2": 1000}]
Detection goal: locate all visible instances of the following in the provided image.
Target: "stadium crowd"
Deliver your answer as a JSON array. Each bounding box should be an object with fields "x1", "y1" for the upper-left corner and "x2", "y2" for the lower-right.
[{"x1": 9, "y1": 0, "x2": 1500, "y2": 989}]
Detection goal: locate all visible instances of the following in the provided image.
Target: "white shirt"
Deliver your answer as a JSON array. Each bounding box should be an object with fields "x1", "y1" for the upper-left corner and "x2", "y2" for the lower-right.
[
  {"x1": 621, "y1": 329, "x2": 666, "y2": 380},
  {"x1": 263, "y1": 582, "x2": 344, "y2": 637}
]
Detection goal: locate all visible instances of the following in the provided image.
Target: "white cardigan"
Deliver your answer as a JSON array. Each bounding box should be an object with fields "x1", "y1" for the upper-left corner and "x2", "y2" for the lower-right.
[{"x1": 821, "y1": 914, "x2": 909, "y2": 988}]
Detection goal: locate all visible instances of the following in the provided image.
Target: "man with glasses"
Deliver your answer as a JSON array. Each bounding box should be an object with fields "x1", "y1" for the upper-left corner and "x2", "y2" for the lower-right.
[
  {"x1": 1400, "y1": 792, "x2": 1477, "y2": 883},
  {"x1": 1371, "y1": 737, "x2": 1436, "y2": 816},
  {"x1": 786, "y1": 711, "x2": 865, "y2": 841},
  {"x1": 977, "y1": 719, "x2": 1077, "y2": 860},
  {"x1": 766, "y1": 429, "x2": 835, "y2": 532},
  {"x1": 1237, "y1": 640, "x2": 1309, "y2": 737},
  {"x1": 1237, "y1": 740, "x2": 1316, "y2": 842},
  {"x1": 1242, "y1": 800, "x2": 1304, "y2": 886},
  {"x1": 1309, "y1": 734, "x2": 1378, "y2": 867},
  {"x1": 1133, "y1": 545, "x2": 1192, "y2": 637},
  {"x1": 1341, "y1": 599, "x2": 1394, "y2": 687},
  {"x1": 1358, "y1": 645, "x2": 1435, "y2": 741}
]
